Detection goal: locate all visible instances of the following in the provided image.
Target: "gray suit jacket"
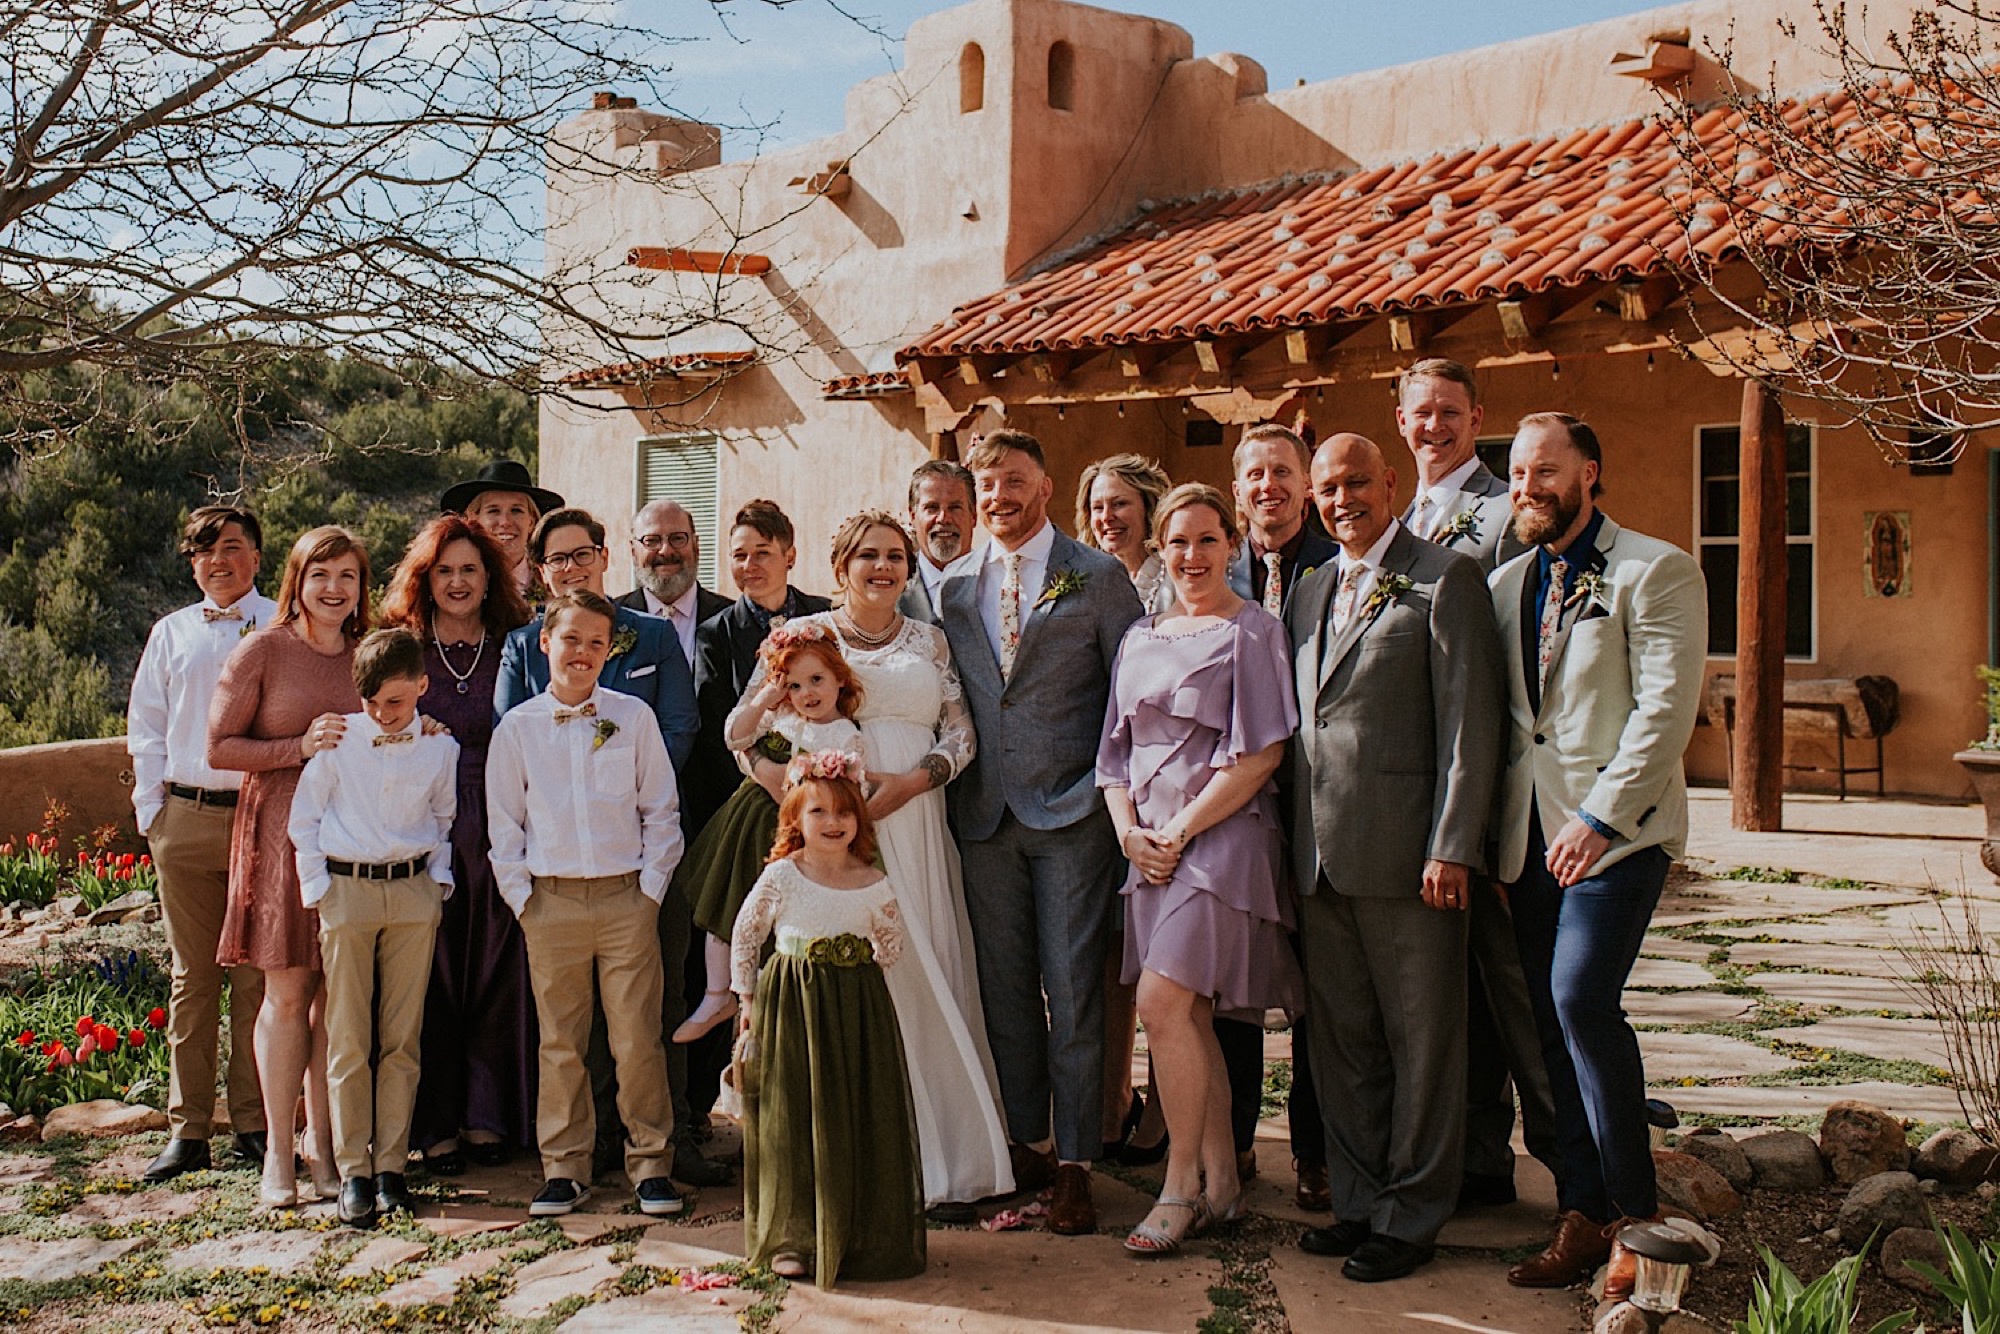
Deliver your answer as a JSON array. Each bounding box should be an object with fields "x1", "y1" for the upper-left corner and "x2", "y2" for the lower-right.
[
  {"x1": 1488, "y1": 516, "x2": 1706, "y2": 883},
  {"x1": 1286, "y1": 525, "x2": 1505, "y2": 898},
  {"x1": 898, "y1": 575, "x2": 936, "y2": 625},
  {"x1": 941, "y1": 531, "x2": 1142, "y2": 841},
  {"x1": 1226, "y1": 528, "x2": 1339, "y2": 615},
  {"x1": 1403, "y1": 463, "x2": 1524, "y2": 574}
]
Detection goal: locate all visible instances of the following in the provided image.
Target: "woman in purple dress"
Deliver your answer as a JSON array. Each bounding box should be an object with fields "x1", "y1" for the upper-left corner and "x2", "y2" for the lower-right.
[
  {"x1": 381, "y1": 514, "x2": 534, "y2": 1172},
  {"x1": 1097, "y1": 483, "x2": 1303, "y2": 1257}
]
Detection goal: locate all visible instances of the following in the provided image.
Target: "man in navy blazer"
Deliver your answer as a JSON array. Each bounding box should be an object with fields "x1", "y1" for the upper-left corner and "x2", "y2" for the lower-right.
[{"x1": 495, "y1": 507, "x2": 697, "y2": 770}]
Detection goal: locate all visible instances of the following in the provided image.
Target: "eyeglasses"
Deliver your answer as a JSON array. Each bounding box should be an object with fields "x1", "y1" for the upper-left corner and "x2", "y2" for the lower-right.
[
  {"x1": 634, "y1": 533, "x2": 693, "y2": 551},
  {"x1": 541, "y1": 545, "x2": 602, "y2": 571}
]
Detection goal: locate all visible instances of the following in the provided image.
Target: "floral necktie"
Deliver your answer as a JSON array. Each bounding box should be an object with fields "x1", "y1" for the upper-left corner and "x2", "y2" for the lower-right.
[
  {"x1": 1262, "y1": 552, "x2": 1284, "y2": 617},
  {"x1": 1330, "y1": 563, "x2": 1364, "y2": 633},
  {"x1": 999, "y1": 553, "x2": 1023, "y2": 679},
  {"x1": 1538, "y1": 558, "x2": 1569, "y2": 694},
  {"x1": 1414, "y1": 494, "x2": 1438, "y2": 540}
]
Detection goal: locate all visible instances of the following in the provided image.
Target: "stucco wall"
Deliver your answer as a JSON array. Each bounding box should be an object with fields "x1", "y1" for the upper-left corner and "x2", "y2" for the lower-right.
[{"x1": 0, "y1": 738, "x2": 145, "y2": 855}]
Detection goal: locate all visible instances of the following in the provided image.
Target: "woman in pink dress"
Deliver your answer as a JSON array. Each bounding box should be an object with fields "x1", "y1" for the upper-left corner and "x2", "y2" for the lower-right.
[
  {"x1": 210, "y1": 526, "x2": 369, "y2": 1208},
  {"x1": 1097, "y1": 484, "x2": 1303, "y2": 1256}
]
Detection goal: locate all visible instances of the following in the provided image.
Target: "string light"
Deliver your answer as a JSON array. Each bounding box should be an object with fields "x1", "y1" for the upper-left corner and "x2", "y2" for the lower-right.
[
  {"x1": 1647, "y1": 351, "x2": 1656, "y2": 372},
  {"x1": 1550, "y1": 359, "x2": 1562, "y2": 381},
  {"x1": 1056, "y1": 404, "x2": 1066, "y2": 420},
  {"x1": 1116, "y1": 402, "x2": 1125, "y2": 418}
]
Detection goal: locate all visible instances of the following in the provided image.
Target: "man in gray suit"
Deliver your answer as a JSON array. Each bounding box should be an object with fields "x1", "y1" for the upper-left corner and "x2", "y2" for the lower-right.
[
  {"x1": 898, "y1": 459, "x2": 977, "y2": 624},
  {"x1": 1287, "y1": 433, "x2": 1504, "y2": 1283},
  {"x1": 1394, "y1": 359, "x2": 1555, "y2": 1210},
  {"x1": 940, "y1": 430, "x2": 1142, "y2": 1236}
]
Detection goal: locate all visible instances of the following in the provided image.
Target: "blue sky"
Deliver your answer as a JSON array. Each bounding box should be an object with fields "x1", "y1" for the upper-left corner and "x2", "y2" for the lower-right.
[{"x1": 657, "y1": 0, "x2": 1672, "y2": 152}]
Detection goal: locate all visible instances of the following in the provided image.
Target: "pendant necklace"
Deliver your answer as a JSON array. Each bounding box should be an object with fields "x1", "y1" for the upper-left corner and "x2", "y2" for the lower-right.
[{"x1": 434, "y1": 632, "x2": 486, "y2": 694}]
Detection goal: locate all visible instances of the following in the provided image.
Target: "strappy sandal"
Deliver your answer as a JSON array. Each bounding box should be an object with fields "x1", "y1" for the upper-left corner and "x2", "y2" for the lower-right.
[
  {"x1": 1124, "y1": 1196, "x2": 1201, "y2": 1256},
  {"x1": 1191, "y1": 1189, "x2": 1244, "y2": 1238}
]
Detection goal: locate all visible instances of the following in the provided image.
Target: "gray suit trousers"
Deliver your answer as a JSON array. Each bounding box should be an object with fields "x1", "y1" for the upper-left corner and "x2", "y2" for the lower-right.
[
  {"x1": 1304, "y1": 886, "x2": 1468, "y2": 1244},
  {"x1": 1465, "y1": 879, "x2": 1562, "y2": 1179},
  {"x1": 960, "y1": 807, "x2": 1119, "y2": 1163}
]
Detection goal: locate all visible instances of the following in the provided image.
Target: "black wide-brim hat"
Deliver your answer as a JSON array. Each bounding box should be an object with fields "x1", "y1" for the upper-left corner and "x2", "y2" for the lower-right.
[{"x1": 440, "y1": 459, "x2": 565, "y2": 516}]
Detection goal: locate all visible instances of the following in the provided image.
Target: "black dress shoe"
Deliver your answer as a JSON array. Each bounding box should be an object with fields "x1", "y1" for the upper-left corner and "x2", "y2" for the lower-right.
[
  {"x1": 144, "y1": 1138, "x2": 211, "y2": 1182},
  {"x1": 1458, "y1": 1170, "x2": 1517, "y2": 1208},
  {"x1": 672, "y1": 1139, "x2": 734, "y2": 1188},
  {"x1": 1342, "y1": 1235, "x2": 1436, "y2": 1283},
  {"x1": 338, "y1": 1178, "x2": 377, "y2": 1228},
  {"x1": 926, "y1": 1201, "x2": 979, "y2": 1225},
  {"x1": 232, "y1": 1132, "x2": 268, "y2": 1167},
  {"x1": 423, "y1": 1148, "x2": 466, "y2": 1177},
  {"x1": 464, "y1": 1140, "x2": 509, "y2": 1168},
  {"x1": 1299, "y1": 1218, "x2": 1372, "y2": 1257},
  {"x1": 375, "y1": 1173, "x2": 416, "y2": 1215}
]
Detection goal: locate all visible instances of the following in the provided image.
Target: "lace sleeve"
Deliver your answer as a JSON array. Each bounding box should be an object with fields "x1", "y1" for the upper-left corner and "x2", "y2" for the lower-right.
[
  {"x1": 871, "y1": 894, "x2": 905, "y2": 970},
  {"x1": 730, "y1": 866, "x2": 785, "y2": 995},
  {"x1": 922, "y1": 623, "x2": 976, "y2": 780}
]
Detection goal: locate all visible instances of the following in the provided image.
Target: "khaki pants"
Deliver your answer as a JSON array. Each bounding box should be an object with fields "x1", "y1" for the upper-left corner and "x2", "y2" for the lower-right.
[
  {"x1": 318, "y1": 872, "x2": 443, "y2": 1179},
  {"x1": 519, "y1": 873, "x2": 672, "y2": 1185},
  {"x1": 149, "y1": 794, "x2": 266, "y2": 1138}
]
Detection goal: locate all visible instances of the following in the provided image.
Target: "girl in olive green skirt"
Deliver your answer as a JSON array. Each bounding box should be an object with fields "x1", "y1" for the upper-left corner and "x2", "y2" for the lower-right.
[{"x1": 729, "y1": 750, "x2": 924, "y2": 1288}]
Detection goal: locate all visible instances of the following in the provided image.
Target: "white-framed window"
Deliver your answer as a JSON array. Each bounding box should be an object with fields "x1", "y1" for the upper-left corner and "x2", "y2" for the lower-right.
[
  {"x1": 1695, "y1": 421, "x2": 1816, "y2": 660},
  {"x1": 637, "y1": 435, "x2": 720, "y2": 589}
]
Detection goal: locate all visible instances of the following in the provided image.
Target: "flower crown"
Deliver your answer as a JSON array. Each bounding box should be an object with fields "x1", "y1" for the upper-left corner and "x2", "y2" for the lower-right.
[
  {"x1": 785, "y1": 748, "x2": 867, "y2": 788},
  {"x1": 761, "y1": 619, "x2": 838, "y2": 663}
]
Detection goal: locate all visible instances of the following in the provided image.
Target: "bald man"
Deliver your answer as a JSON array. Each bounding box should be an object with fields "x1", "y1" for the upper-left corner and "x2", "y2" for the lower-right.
[
  {"x1": 1286, "y1": 433, "x2": 1505, "y2": 1283},
  {"x1": 618, "y1": 501, "x2": 730, "y2": 671}
]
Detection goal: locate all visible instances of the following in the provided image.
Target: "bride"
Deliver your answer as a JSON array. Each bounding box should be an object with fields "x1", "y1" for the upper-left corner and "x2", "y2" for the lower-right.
[{"x1": 735, "y1": 510, "x2": 1012, "y2": 1212}]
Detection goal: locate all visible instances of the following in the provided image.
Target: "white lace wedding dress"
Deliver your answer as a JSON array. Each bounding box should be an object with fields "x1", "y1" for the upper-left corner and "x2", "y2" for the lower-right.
[{"x1": 738, "y1": 612, "x2": 1014, "y2": 1204}]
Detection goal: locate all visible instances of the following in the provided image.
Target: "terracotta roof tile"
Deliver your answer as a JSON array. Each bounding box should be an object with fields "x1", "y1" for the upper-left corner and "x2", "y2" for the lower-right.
[
  {"x1": 558, "y1": 351, "x2": 755, "y2": 387},
  {"x1": 899, "y1": 89, "x2": 1868, "y2": 363},
  {"x1": 821, "y1": 369, "x2": 913, "y2": 399}
]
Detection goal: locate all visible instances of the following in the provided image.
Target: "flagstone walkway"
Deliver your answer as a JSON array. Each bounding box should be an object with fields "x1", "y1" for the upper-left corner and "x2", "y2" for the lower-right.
[{"x1": 0, "y1": 786, "x2": 1988, "y2": 1332}]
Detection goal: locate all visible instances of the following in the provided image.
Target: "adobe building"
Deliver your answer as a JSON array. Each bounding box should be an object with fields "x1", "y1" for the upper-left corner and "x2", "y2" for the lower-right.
[{"x1": 539, "y1": 0, "x2": 1987, "y2": 801}]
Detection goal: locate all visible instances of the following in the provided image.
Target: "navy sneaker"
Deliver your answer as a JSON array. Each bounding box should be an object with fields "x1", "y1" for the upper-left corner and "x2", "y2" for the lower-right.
[
  {"x1": 528, "y1": 1179, "x2": 591, "y2": 1217},
  {"x1": 635, "y1": 1177, "x2": 685, "y2": 1216}
]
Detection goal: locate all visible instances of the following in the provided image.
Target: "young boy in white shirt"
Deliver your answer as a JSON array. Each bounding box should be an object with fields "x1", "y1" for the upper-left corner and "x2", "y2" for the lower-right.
[
  {"x1": 289, "y1": 628, "x2": 458, "y2": 1228},
  {"x1": 486, "y1": 589, "x2": 686, "y2": 1218}
]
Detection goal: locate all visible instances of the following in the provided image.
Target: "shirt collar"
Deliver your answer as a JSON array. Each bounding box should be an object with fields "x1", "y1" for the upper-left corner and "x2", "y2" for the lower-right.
[
  {"x1": 1420, "y1": 456, "x2": 1483, "y2": 506},
  {"x1": 1247, "y1": 522, "x2": 1307, "y2": 566},
  {"x1": 645, "y1": 584, "x2": 698, "y2": 621},
  {"x1": 1537, "y1": 508, "x2": 1607, "y2": 578},
  {"x1": 1341, "y1": 519, "x2": 1400, "y2": 576},
  {"x1": 545, "y1": 685, "x2": 606, "y2": 717},
  {"x1": 986, "y1": 519, "x2": 1055, "y2": 568},
  {"x1": 742, "y1": 588, "x2": 803, "y2": 632},
  {"x1": 921, "y1": 550, "x2": 974, "y2": 591}
]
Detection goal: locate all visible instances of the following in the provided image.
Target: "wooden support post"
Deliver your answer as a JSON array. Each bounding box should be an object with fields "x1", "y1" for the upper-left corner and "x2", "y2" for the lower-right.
[{"x1": 1733, "y1": 378, "x2": 1788, "y2": 832}]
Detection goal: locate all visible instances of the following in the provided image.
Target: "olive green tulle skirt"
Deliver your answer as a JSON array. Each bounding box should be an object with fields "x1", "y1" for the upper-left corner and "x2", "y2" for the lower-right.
[
  {"x1": 743, "y1": 949, "x2": 925, "y2": 1288},
  {"x1": 681, "y1": 777, "x2": 780, "y2": 941}
]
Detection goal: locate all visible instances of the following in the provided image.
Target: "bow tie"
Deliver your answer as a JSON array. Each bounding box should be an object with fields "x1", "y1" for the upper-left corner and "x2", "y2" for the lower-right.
[
  {"x1": 202, "y1": 606, "x2": 244, "y2": 622},
  {"x1": 372, "y1": 731, "x2": 414, "y2": 747},
  {"x1": 553, "y1": 702, "x2": 598, "y2": 724}
]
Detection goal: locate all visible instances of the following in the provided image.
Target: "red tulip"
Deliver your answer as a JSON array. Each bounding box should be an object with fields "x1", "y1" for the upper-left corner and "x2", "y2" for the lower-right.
[
  {"x1": 93, "y1": 1024, "x2": 117, "y2": 1051},
  {"x1": 46, "y1": 1044, "x2": 71, "y2": 1071},
  {"x1": 139, "y1": 854, "x2": 152, "y2": 866},
  {"x1": 74, "y1": 1015, "x2": 94, "y2": 1037},
  {"x1": 14, "y1": 1030, "x2": 31, "y2": 1047},
  {"x1": 126, "y1": 1028, "x2": 145, "y2": 1049},
  {"x1": 146, "y1": 1007, "x2": 167, "y2": 1030}
]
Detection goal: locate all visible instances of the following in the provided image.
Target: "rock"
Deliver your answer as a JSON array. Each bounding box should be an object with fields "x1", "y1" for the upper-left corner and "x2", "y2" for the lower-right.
[
  {"x1": 1594, "y1": 1301, "x2": 1650, "y2": 1334},
  {"x1": 1819, "y1": 1100, "x2": 1910, "y2": 1184},
  {"x1": 40, "y1": 1100, "x2": 167, "y2": 1140},
  {"x1": 0, "y1": 1115, "x2": 35, "y2": 1145},
  {"x1": 341, "y1": 1236, "x2": 430, "y2": 1277},
  {"x1": 1837, "y1": 1171, "x2": 1927, "y2": 1247},
  {"x1": 497, "y1": 1247, "x2": 622, "y2": 1319},
  {"x1": 86, "y1": 890, "x2": 155, "y2": 926},
  {"x1": 1741, "y1": 1129, "x2": 1828, "y2": 1191},
  {"x1": 171, "y1": 1229, "x2": 330, "y2": 1276},
  {"x1": 120, "y1": 904, "x2": 161, "y2": 924},
  {"x1": 1914, "y1": 1127, "x2": 1996, "y2": 1188},
  {"x1": 0, "y1": 1236, "x2": 144, "y2": 1282},
  {"x1": 1881, "y1": 1225, "x2": 1948, "y2": 1292},
  {"x1": 1652, "y1": 1149, "x2": 1742, "y2": 1219},
  {"x1": 54, "y1": 894, "x2": 84, "y2": 918},
  {"x1": 1677, "y1": 1128, "x2": 1754, "y2": 1191}
]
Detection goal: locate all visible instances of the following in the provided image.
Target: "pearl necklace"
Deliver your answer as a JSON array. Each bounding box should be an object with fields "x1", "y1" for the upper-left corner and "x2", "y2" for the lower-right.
[
  {"x1": 836, "y1": 608, "x2": 900, "y2": 650},
  {"x1": 433, "y1": 632, "x2": 487, "y2": 694}
]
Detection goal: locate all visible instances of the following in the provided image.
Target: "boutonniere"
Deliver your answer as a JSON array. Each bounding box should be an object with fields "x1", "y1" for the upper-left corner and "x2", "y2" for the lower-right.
[
  {"x1": 238, "y1": 617, "x2": 257, "y2": 639},
  {"x1": 1362, "y1": 572, "x2": 1413, "y2": 621},
  {"x1": 1565, "y1": 570, "x2": 1610, "y2": 614},
  {"x1": 1035, "y1": 569, "x2": 1087, "y2": 609},
  {"x1": 1436, "y1": 510, "x2": 1482, "y2": 546},
  {"x1": 592, "y1": 718, "x2": 619, "y2": 751},
  {"x1": 607, "y1": 625, "x2": 639, "y2": 659}
]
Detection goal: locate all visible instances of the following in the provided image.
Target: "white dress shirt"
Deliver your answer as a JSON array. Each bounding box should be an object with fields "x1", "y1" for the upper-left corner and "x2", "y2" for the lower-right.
[
  {"x1": 127, "y1": 590, "x2": 280, "y2": 834},
  {"x1": 1330, "y1": 520, "x2": 1404, "y2": 628},
  {"x1": 485, "y1": 685, "x2": 684, "y2": 916},
  {"x1": 977, "y1": 519, "x2": 1055, "y2": 666},
  {"x1": 1411, "y1": 456, "x2": 1485, "y2": 539},
  {"x1": 918, "y1": 550, "x2": 975, "y2": 609},
  {"x1": 641, "y1": 584, "x2": 701, "y2": 669},
  {"x1": 287, "y1": 713, "x2": 458, "y2": 907}
]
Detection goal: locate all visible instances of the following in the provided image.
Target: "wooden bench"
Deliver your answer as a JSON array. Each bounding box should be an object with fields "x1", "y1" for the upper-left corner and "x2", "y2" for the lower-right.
[{"x1": 1703, "y1": 674, "x2": 1901, "y2": 800}]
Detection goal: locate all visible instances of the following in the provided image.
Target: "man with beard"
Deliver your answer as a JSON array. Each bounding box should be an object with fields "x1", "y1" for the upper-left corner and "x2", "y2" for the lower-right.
[
  {"x1": 900, "y1": 459, "x2": 978, "y2": 623},
  {"x1": 1490, "y1": 414, "x2": 1704, "y2": 1297},
  {"x1": 618, "y1": 500, "x2": 730, "y2": 671}
]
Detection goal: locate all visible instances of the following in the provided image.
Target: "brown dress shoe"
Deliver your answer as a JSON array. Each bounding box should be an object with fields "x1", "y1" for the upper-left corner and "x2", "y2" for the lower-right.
[
  {"x1": 1507, "y1": 1209, "x2": 1612, "y2": 1288},
  {"x1": 1601, "y1": 1213, "x2": 1666, "y2": 1304},
  {"x1": 1008, "y1": 1143, "x2": 1056, "y2": 1196},
  {"x1": 1048, "y1": 1164, "x2": 1097, "y2": 1235},
  {"x1": 1295, "y1": 1160, "x2": 1332, "y2": 1212},
  {"x1": 1236, "y1": 1149, "x2": 1259, "y2": 1183}
]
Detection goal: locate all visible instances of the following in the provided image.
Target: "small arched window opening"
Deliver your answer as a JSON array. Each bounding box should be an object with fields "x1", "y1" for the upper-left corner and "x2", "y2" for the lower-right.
[
  {"x1": 960, "y1": 43, "x2": 985, "y2": 113},
  {"x1": 1047, "y1": 41, "x2": 1075, "y2": 110}
]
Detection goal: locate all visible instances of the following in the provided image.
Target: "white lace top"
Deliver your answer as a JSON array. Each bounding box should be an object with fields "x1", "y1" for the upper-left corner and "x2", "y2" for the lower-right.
[
  {"x1": 722, "y1": 706, "x2": 863, "y2": 760},
  {"x1": 729, "y1": 858, "x2": 905, "y2": 995}
]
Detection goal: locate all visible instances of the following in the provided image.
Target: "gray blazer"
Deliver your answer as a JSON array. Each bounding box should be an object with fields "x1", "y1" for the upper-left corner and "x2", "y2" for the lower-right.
[
  {"x1": 898, "y1": 574, "x2": 936, "y2": 625},
  {"x1": 1226, "y1": 528, "x2": 1340, "y2": 615},
  {"x1": 1403, "y1": 463, "x2": 1524, "y2": 574},
  {"x1": 941, "y1": 530, "x2": 1142, "y2": 841},
  {"x1": 1286, "y1": 525, "x2": 1505, "y2": 897}
]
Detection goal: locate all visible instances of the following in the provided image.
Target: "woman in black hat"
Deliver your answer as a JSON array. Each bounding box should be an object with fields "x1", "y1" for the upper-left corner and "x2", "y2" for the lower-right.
[{"x1": 440, "y1": 460, "x2": 565, "y2": 601}]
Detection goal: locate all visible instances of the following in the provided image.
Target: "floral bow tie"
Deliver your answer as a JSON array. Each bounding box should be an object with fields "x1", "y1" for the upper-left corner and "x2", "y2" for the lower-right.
[
  {"x1": 372, "y1": 732, "x2": 414, "y2": 747},
  {"x1": 553, "y1": 702, "x2": 598, "y2": 724},
  {"x1": 202, "y1": 606, "x2": 243, "y2": 622}
]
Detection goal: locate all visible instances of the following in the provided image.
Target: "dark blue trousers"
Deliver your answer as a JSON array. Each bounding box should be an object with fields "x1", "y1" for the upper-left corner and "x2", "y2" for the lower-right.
[{"x1": 1509, "y1": 815, "x2": 1665, "y2": 1222}]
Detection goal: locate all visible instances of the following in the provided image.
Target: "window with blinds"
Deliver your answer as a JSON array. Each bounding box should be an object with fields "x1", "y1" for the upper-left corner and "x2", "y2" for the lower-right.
[{"x1": 637, "y1": 435, "x2": 720, "y2": 588}]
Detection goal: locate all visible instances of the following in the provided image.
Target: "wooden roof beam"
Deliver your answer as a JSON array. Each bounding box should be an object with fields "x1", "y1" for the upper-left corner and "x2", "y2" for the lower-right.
[{"x1": 627, "y1": 246, "x2": 773, "y2": 276}]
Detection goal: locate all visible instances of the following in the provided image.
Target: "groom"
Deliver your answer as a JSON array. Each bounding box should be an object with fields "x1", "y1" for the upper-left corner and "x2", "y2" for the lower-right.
[{"x1": 941, "y1": 430, "x2": 1143, "y2": 1235}]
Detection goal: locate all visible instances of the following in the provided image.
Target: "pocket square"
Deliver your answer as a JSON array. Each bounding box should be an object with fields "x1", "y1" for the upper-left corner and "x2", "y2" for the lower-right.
[{"x1": 625, "y1": 663, "x2": 657, "y2": 678}]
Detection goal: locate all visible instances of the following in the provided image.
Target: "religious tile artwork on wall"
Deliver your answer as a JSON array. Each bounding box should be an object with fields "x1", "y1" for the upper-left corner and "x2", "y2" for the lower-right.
[{"x1": 1863, "y1": 510, "x2": 1912, "y2": 599}]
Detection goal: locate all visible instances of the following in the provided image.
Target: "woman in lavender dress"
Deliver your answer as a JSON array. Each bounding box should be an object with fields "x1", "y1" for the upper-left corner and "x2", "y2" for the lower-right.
[
  {"x1": 1098, "y1": 483, "x2": 1303, "y2": 1256},
  {"x1": 382, "y1": 514, "x2": 534, "y2": 1172}
]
